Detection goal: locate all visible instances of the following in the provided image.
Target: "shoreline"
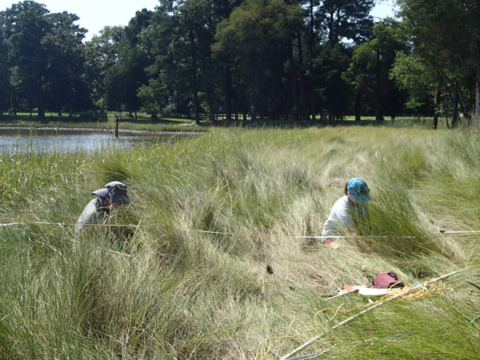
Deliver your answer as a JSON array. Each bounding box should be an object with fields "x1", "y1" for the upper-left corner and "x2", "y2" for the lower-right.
[{"x1": 0, "y1": 125, "x2": 205, "y2": 136}]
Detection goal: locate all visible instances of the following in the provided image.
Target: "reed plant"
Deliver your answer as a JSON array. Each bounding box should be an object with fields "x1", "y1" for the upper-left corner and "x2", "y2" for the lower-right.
[{"x1": 0, "y1": 126, "x2": 478, "y2": 359}]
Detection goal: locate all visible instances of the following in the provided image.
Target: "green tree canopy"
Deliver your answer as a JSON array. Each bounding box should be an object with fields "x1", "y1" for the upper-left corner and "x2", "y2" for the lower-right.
[
  {"x1": 1, "y1": 1, "x2": 51, "y2": 116},
  {"x1": 397, "y1": 0, "x2": 480, "y2": 119},
  {"x1": 213, "y1": 0, "x2": 302, "y2": 120}
]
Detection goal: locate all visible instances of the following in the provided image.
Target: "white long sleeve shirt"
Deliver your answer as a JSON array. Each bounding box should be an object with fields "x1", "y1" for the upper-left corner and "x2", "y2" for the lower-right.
[{"x1": 322, "y1": 195, "x2": 368, "y2": 238}]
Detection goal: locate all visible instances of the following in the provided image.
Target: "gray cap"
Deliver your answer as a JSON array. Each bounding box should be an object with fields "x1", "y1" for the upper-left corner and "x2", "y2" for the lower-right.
[{"x1": 92, "y1": 181, "x2": 130, "y2": 204}]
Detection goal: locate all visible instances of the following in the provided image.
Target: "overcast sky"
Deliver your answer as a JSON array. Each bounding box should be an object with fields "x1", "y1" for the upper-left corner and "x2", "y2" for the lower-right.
[{"x1": 1, "y1": 0, "x2": 397, "y2": 42}]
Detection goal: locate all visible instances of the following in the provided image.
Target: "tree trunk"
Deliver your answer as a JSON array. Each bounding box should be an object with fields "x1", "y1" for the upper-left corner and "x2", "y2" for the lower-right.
[
  {"x1": 307, "y1": 0, "x2": 315, "y2": 121},
  {"x1": 252, "y1": 59, "x2": 266, "y2": 122},
  {"x1": 457, "y1": 83, "x2": 470, "y2": 124},
  {"x1": 374, "y1": 48, "x2": 383, "y2": 121},
  {"x1": 37, "y1": 104, "x2": 45, "y2": 118},
  {"x1": 69, "y1": 106, "x2": 73, "y2": 119},
  {"x1": 433, "y1": 89, "x2": 440, "y2": 129},
  {"x1": 451, "y1": 81, "x2": 458, "y2": 128},
  {"x1": 476, "y1": 42, "x2": 480, "y2": 117},
  {"x1": 289, "y1": 41, "x2": 297, "y2": 114},
  {"x1": 297, "y1": 30, "x2": 307, "y2": 120},
  {"x1": 207, "y1": 91, "x2": 215, "y2": 123},
  {"x1": 58, "y1": 111, "x2": 62, "y2": 117},
  {"x1": 234, "y1": 68, "x2": 241, "y2": 121},
  {"x1": 475, "y1": 0, "x2": 480, "y2": 116},
  {"x1": 11, "y1": 96, "x2": 17, "y2": 116},
  {"x1": 37, "y1": 77, "x2": 45, "y2": 118},
  {"x1": 235, "y1": 89, "x2": 239, "y2": 121},
  {"x1": 443, "y1": 74, "x2": 450, "y2": 128},
  {"x1": 309, "y1": 0, "x2": 314, "y2": 63},
  {"x1": 355, "y1": 91, "x2": 361, "y2": 121},
  {"x1": 134, "y1": 110, "x2": 137, "y2": 121},
  {"x1": 475, "y1": 40, "x2": 480, "y2": 118},
  {"x1": 225, "y1": 63, "x2": 232, "y2": 121},
  {"x1": 190, "y1": 29, "x2": 200, "y2": 125}
]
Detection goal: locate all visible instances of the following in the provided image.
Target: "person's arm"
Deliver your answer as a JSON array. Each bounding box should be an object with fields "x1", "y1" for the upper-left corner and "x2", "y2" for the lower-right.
[{"x1": 75, "y1": 198, "x2": 105, "y2": 233}]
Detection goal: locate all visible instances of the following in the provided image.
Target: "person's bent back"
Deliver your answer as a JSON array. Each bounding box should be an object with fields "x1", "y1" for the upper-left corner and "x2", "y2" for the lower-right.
[{"x1": 75, "y1": 181, "x2": 130, "y2": 233}]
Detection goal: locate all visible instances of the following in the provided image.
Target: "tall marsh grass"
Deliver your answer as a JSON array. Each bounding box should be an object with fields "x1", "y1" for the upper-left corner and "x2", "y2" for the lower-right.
[{"x1": 0, "y1": 126, "x2": 479, "y2": 359}]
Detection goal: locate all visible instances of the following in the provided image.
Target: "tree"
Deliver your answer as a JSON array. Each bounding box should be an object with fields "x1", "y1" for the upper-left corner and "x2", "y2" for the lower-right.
[
  {"x1": 103, "y1": 10, "x2": 153, "y2": 119},
  {"x1": 313, "y1": 44, "x2": 353, "y2": 120},
  {"x1": 397, "y1": 0, "x2": 480, "y2": 120},
  {"x1": 349, "y1": 19, "x2": 408, "y2": 120},
  {"x1": 1, "y1": 2, "x2": 90, "y2": 117},
  {"x1": 213, "y1": 0, "x2": 302, "y2": 121},
  {"x1": 390, "y1": 51, "x2": 443, "y2": 128},
  {"x1": 177, "y1": 0, "x2": 216, "y2": 124},
  {"x1": 84, "y1": 26, "x2": 125, "y2": 107},
  {"x1": 137, "y1": 78, "x2": 169, "y2": 118},
  {"x1": 317, "y1": 0, "x2": 374, "y2": 46},
  {"x1": 43, "y1": 11, "x2": 90, "y2": 117},
  {"x1": 0, "y1": 21, "x2": 9, "y2": 114},
  {"x1": 103, "y1": 61, "x2": 125, "y2": 112},
  {"x1": 141, "y1": 9, "x2": 179, "y2": 119},
  {"x1": 1, "y1": 1, "x2": 51, "y2": 117},
  {"x1": 125, "y1": 8, "x2": 154, "y2": 45},
  {"x1": 103, "y1": 42, "x2": 149, "y2": 118}
]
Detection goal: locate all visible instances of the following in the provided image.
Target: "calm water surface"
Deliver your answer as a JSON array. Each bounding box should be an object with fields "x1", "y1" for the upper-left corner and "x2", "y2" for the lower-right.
[{"x1": 0, "y1": 128, "x2": 192, "y2": 154}]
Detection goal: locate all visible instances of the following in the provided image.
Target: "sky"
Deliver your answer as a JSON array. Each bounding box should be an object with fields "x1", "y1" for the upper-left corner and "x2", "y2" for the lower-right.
[
  {"x1": 370, "y1": 0, "x2": 398, "y2": 22},
  {"x1": 0, "y1": 0, "x2": 161, "y2": 41},
  {"x1": 0, "y1": 0, "x2": 398, "y2": 42}
]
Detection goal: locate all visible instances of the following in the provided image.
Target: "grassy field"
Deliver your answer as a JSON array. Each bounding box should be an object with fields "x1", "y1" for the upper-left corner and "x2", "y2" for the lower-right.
[
  {"x1": 0, "y1": 125, "x2": 478, "y2": 359},
  {"x1": 0, "y1": 112, "x2": 200, "y2": 133},
  {"x1": 0, "y1": 111, "x2": 448, "y2": 132}
]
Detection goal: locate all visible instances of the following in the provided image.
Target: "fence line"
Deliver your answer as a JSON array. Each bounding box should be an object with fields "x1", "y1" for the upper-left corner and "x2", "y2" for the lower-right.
[
  {"x1": 2, "y1": 223, "x2": 478, "y2": 237},
  {"x1": 0, "y1": 222, "x2": 137, "y2": 228},
  {"x1": 295, "y1": 231, "x2": 480, "y2": 239}
]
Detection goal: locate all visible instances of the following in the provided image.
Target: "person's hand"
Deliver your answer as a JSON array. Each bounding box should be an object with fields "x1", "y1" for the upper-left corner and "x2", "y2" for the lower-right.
[{"x1": 324, "y1": 239, "x2": 340, "y2": 249}]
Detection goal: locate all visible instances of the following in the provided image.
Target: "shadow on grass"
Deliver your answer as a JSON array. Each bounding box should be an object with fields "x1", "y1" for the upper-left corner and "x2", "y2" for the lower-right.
[
  {"x1": 209, "y1": 117, "x2": 438, "y2": 129},
  {"x1": 0, "y1": 112, "x2": 440, "y2": 130}
]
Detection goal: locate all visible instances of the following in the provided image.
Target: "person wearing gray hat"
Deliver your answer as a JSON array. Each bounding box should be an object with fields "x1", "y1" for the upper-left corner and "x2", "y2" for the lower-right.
[{"x1": 75, "y1": 181, "x2": 131, "y2": 233}]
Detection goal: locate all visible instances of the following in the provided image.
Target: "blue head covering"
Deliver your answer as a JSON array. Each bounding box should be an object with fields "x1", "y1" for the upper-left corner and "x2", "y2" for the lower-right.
[{"x1": 347, "y1": 178, "x2": 371, "y2": 203}]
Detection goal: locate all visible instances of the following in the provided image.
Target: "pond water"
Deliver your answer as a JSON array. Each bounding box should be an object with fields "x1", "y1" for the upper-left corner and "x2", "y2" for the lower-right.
[{"x1": 0, "y1": 127, "x2": 196, "y2": 154}]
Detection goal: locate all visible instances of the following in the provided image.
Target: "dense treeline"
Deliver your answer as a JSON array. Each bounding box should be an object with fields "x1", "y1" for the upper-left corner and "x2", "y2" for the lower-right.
[{"x1": 1, "y1": 0, "x2": 480, "y2": 126}]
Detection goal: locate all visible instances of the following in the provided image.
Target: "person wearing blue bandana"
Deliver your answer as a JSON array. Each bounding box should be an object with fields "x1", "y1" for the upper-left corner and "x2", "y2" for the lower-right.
[
  {"x1": 75, "y1": 181, "x2": 131, "y2": 233},
  {"x1": 322, "y1": 178, "x2": 371, "y2": 249}
]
